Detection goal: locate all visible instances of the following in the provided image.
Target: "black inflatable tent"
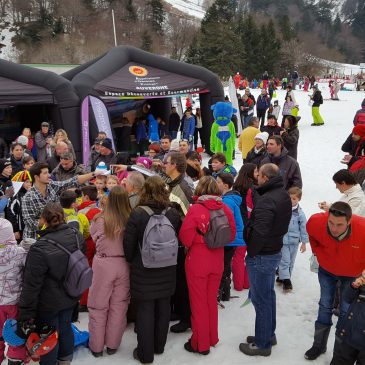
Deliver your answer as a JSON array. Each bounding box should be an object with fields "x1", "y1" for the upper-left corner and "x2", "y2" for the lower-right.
[
  {"x1": 62, "y1": 45, "x2": 224, "y2": 154},
  {"x1": 0, "y1": 59, "x2": 80, "y2": 154}
]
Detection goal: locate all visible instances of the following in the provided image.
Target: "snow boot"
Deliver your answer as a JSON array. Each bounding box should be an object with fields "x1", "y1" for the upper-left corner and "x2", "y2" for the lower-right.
[
  {"x1": 283, "y1": 279, "x2": 293, "y2": 291},
  {"x1": 304, "y1": 323, "x2": 331, "y2": 360},
  {"x1": 239, "y1": 343, "x2": 271, "y2": 357},
  {"x1": 219, "y1": 276, "x2": 231, "y2": 302},
  {"x1": 246, "y1": 335, "x2": 277, "y2": 346},
  {"x1": 276, "y1": 277, "x2": 283, "y2": 285},
  {"x1": 170, "y1": 321, "x2": 191, "y2": 333},
  {"x1": 184, "y1": 339, "x2": 209, "y2": 355}
]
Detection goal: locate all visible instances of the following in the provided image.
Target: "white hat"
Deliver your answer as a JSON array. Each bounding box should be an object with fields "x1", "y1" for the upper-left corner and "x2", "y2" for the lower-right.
[
  {"x1": 17, "y1": 135, "x2": 28, "y2": 147},
  {"x1": 254, "y1": 132, "x2": 269, "y2": 145},
  {"x1": 170, "y1": 139, "x2": 180, "y2": 152}
]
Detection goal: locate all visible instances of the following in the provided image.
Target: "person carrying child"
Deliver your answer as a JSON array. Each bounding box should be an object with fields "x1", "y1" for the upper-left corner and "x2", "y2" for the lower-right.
[
  {"x1": 0, "y1": 218, "x2": 27, "y2": 365},
  {"x1": 277, "y1": 187, "x2": 308, "y2": 291}
]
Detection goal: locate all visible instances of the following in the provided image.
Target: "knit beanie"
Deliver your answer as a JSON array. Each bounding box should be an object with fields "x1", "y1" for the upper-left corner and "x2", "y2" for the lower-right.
[
  {"x1": 352, "y1": 124, "x2": 365, "y2": 138},
  {"x1": 136, "y1": 157, "x2": 152, "y2": 170},
  {"x1": 0, "y1": 159, "x2": 11, "y2": 175},
  {"x1": 0, "y1": 218, "x2": 16, "y2": 245},
  {"x1": 17, "y1": 135, "x2": 28, "y2": 147},
  {"x1": 170, "y1": 139, "x2": 180, "y2": 152},
  {"x1": 254, "y1": 132, "x2": 269, "y2": 145}
]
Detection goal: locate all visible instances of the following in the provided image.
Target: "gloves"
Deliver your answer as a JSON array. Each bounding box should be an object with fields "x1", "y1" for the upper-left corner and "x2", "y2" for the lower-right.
[{"x1": 16, "y1": 319, "x2": 36, "y2": 339}]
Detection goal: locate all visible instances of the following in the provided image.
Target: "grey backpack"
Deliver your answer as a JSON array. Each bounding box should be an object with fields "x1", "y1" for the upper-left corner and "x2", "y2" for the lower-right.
[
  {"x1": 140, "y1": 206, "x2": 178, "y2": 268},
  {"x1": 198, "y1": 204, "x2": 232, "y2": 249},
  {"x1": 45, "y1": 229, "x2": 93, "y2": 298}
]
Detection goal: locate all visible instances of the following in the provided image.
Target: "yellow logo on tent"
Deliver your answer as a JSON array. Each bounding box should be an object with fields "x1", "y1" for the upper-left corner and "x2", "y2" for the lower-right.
[{"x1": 129, "y1": 65, "x2": 148, "y2": 77}]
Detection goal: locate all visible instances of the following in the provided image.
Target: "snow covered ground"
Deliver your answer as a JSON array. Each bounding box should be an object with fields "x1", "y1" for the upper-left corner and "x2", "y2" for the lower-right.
[
  {"x1": 163, "y1": 0, "x2": 206, "y2": 19},
  {"x1": 68, "y1": 85, "x2": 364, "y2": 365}
]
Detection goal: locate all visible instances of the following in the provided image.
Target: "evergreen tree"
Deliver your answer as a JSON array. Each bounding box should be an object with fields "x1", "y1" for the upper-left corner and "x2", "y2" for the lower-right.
[
  {"x1": 185, "y1": 35, "x2": 203, "y2": 65},
  {"x1": 140, "y1": 30, "x2": 153, "y2": 52},
  {"x1": 333, "y1": 14, "x2": 341, "y2": 33},
  {"x1": 236, "y1": 13, "x2": 260, "y2": 78},
  {"x1": 201, "y1": 0, "x2": 238, "y2": 25},
  {"x1": 125, "y1": 0, "x2": 137, "y2": 22},
  {"x1": 147, "y1": 0, "x2": 165, "y2": 34},
  {"x1": 186, "y1": 0, "x2": 244, "y2": 77},
  {"x1": 279, "y1": 14, "x2": 296, "y2": 42}
]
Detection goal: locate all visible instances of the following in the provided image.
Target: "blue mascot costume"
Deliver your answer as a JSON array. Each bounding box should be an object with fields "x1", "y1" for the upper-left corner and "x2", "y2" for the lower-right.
[{"x1": 210, "y1": 102, "x2": 236, "y2": 165}]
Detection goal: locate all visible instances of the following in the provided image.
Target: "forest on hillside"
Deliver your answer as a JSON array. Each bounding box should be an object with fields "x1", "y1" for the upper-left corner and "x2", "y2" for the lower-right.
[{"x1": 0, "y1": 0, "x2": 364, "y2": 78}]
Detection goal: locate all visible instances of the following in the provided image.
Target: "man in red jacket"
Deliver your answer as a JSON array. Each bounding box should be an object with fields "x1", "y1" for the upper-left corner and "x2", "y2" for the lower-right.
[{"x1": 305, "y1": 201, "x2": 365, "y2": 361}]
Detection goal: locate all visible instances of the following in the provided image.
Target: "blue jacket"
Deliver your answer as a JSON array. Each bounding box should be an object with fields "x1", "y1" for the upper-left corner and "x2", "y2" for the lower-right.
[
  {"x1": 336, "y1": 284, "x2": 365, "y2": 351},
  {"x1": 256, "y1": 94, "x2": 271, "y2": 111},
  {"x1": 181, "y1": 115, "x2": 195, "y2": 139},
  {"x1": 283, "y1": 205, "x2": 308, "y2": 245},
  {"x1": 147, "y1": 114, "x2": 160, "y2": 142},
  {"x1": 222, "y1": 190, "x2": 245, "y2": 246},
  {"x1": 0, "y1": 196, "x2": 8, "y2": 214}
]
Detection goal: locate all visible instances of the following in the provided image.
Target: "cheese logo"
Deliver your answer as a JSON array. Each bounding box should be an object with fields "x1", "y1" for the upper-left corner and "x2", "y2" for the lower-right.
[{"x1": 129, "y1": 65, "x2": 148, "y2": 77}]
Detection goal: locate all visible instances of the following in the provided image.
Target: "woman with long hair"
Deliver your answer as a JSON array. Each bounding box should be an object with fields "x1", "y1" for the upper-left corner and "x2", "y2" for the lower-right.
[
  {"x1": 179, "y1": 176, "x2": 236, "y2": 355},
  {"x1": 51, "y1": 129, "x2": 75, "y2": 158},
  {"x1": 124, "y1": 176, "x2": 180, "y2": 364},
  {"x1": 18, "y1": 202, "x2": 85, "y2": 365},
  {"x1": 88, "y1": 186, "x2": 131, "y2": 357},
  {"x1": 280, "y1": 115, "x2": 299, "y2": 160},
  {"x1": 231, "y1": 163, "x2": 259, "y2": 291}
]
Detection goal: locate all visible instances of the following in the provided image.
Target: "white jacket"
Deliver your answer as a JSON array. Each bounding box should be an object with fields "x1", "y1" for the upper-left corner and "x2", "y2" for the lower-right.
[
  {"x1": 340, "y1": 184, "x2": 365, "y2": 217},
  {"x1": 0, "y1": 244, "x2": 26, "y2": 305}
]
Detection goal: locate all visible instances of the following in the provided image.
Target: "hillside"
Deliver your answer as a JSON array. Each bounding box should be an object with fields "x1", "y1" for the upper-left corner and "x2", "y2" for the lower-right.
[{"x1": 0, "y1": 0, "x2": 363, "y2": 67}]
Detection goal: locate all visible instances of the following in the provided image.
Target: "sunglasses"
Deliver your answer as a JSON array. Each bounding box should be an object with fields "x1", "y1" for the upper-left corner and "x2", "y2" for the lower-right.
[
  {"x1": 180, "y1": 139, "x2": 189, "y2": 143},
  {"x1": 328, "y1": 207, "x2": 347, "y2": 217}
]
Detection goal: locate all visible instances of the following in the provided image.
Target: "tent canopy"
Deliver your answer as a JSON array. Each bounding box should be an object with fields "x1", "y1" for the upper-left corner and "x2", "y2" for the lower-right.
[
  {"x1": 0, "y1": 76, "x2": 55, "y2": 105},
  {"x1": 62, "y1": 45, "x2": 223, "y2": 101},
  {"x1": 0, "y1": 59, "x2": 80, "y2": 107}
]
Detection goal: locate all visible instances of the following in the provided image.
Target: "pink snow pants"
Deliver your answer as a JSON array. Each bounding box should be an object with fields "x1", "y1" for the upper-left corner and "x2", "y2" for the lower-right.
[
  {"x1": 88, "y1": 256, "x2": 130, "y2": 353},
  {"x1": 0, "y1": 305, "x2": 27, "y2": 363},
  {"x1": 232, "y1": 246, "x2": 250, "y2": 290}
]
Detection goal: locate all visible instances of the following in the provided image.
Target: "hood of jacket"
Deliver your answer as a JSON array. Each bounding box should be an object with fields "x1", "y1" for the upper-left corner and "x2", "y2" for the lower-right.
[
  {"x1": 194, "y1": 195, "x2": 224, "y2": 210},
  {"x1": 223, "y1": 190, "x2": 242, "y2": 207},
  {"x1": 256, "y1": 175, "x2": 285, "y2": 195}
]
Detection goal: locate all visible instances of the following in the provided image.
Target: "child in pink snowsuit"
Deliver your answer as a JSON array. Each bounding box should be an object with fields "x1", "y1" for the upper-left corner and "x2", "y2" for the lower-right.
[
  {"x1": 88, "y1": 214, "x2": 130, "y2": 356},
  {"x1": 0, "y1": 218, "x2": 27, "y2": 364}
]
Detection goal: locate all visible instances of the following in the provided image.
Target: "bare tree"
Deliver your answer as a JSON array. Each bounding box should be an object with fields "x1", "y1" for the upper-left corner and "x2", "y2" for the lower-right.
[{"x1": 166, "y1": 15, "x2": 198, "y2": 61}]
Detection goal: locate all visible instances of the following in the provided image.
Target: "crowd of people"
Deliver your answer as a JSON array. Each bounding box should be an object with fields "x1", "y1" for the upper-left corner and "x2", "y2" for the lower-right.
[{"x1": 0, "y1": 81, "x2": 365, "y2": 365}]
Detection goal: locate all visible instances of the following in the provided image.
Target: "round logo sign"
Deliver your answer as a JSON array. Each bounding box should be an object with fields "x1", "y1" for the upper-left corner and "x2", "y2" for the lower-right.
[{"x1": 129, "y1": 65, "x2": 148, "y2": 77}]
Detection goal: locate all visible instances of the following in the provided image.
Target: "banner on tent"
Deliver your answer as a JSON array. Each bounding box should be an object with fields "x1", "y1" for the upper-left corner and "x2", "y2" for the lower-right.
[
  {"x1": 81, "y1": 96, "x2": 115, "y2": 165},
  {"x1": 81, "y1": 97, "x2": 90, "y2": 166},
  {"x1": 94, "y1": 62, "x2": 209, "y2": 97}
]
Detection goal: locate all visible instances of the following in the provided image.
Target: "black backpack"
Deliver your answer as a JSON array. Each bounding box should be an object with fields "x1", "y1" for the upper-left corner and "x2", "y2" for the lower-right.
[{"x1": 43, "y1": 229, "x2": 93, "y2": 298}]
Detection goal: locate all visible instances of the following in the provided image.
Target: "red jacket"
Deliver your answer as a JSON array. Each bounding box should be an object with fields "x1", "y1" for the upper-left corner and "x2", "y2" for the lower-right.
[
  {"x1": 77, "y1": 201, "x2": 100, "y2": 221},
  {"x1": 307, "y1": 212, "x2": 365, "y2": 277},
  {"x1": 179, "y1": 196, "x2": 236, "y2": 276}
]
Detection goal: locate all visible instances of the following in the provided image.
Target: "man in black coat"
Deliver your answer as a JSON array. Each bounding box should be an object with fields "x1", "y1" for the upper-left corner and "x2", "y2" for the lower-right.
[
  {"x1": 168, "y1": 107, "x2": 181, "y2": 140},
  {"x1": 239, "y1": 163, "x2": 292, "y2": 357},
  {"x1": 260, "y1": 135, "x2": 302, "y2": 190}
]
